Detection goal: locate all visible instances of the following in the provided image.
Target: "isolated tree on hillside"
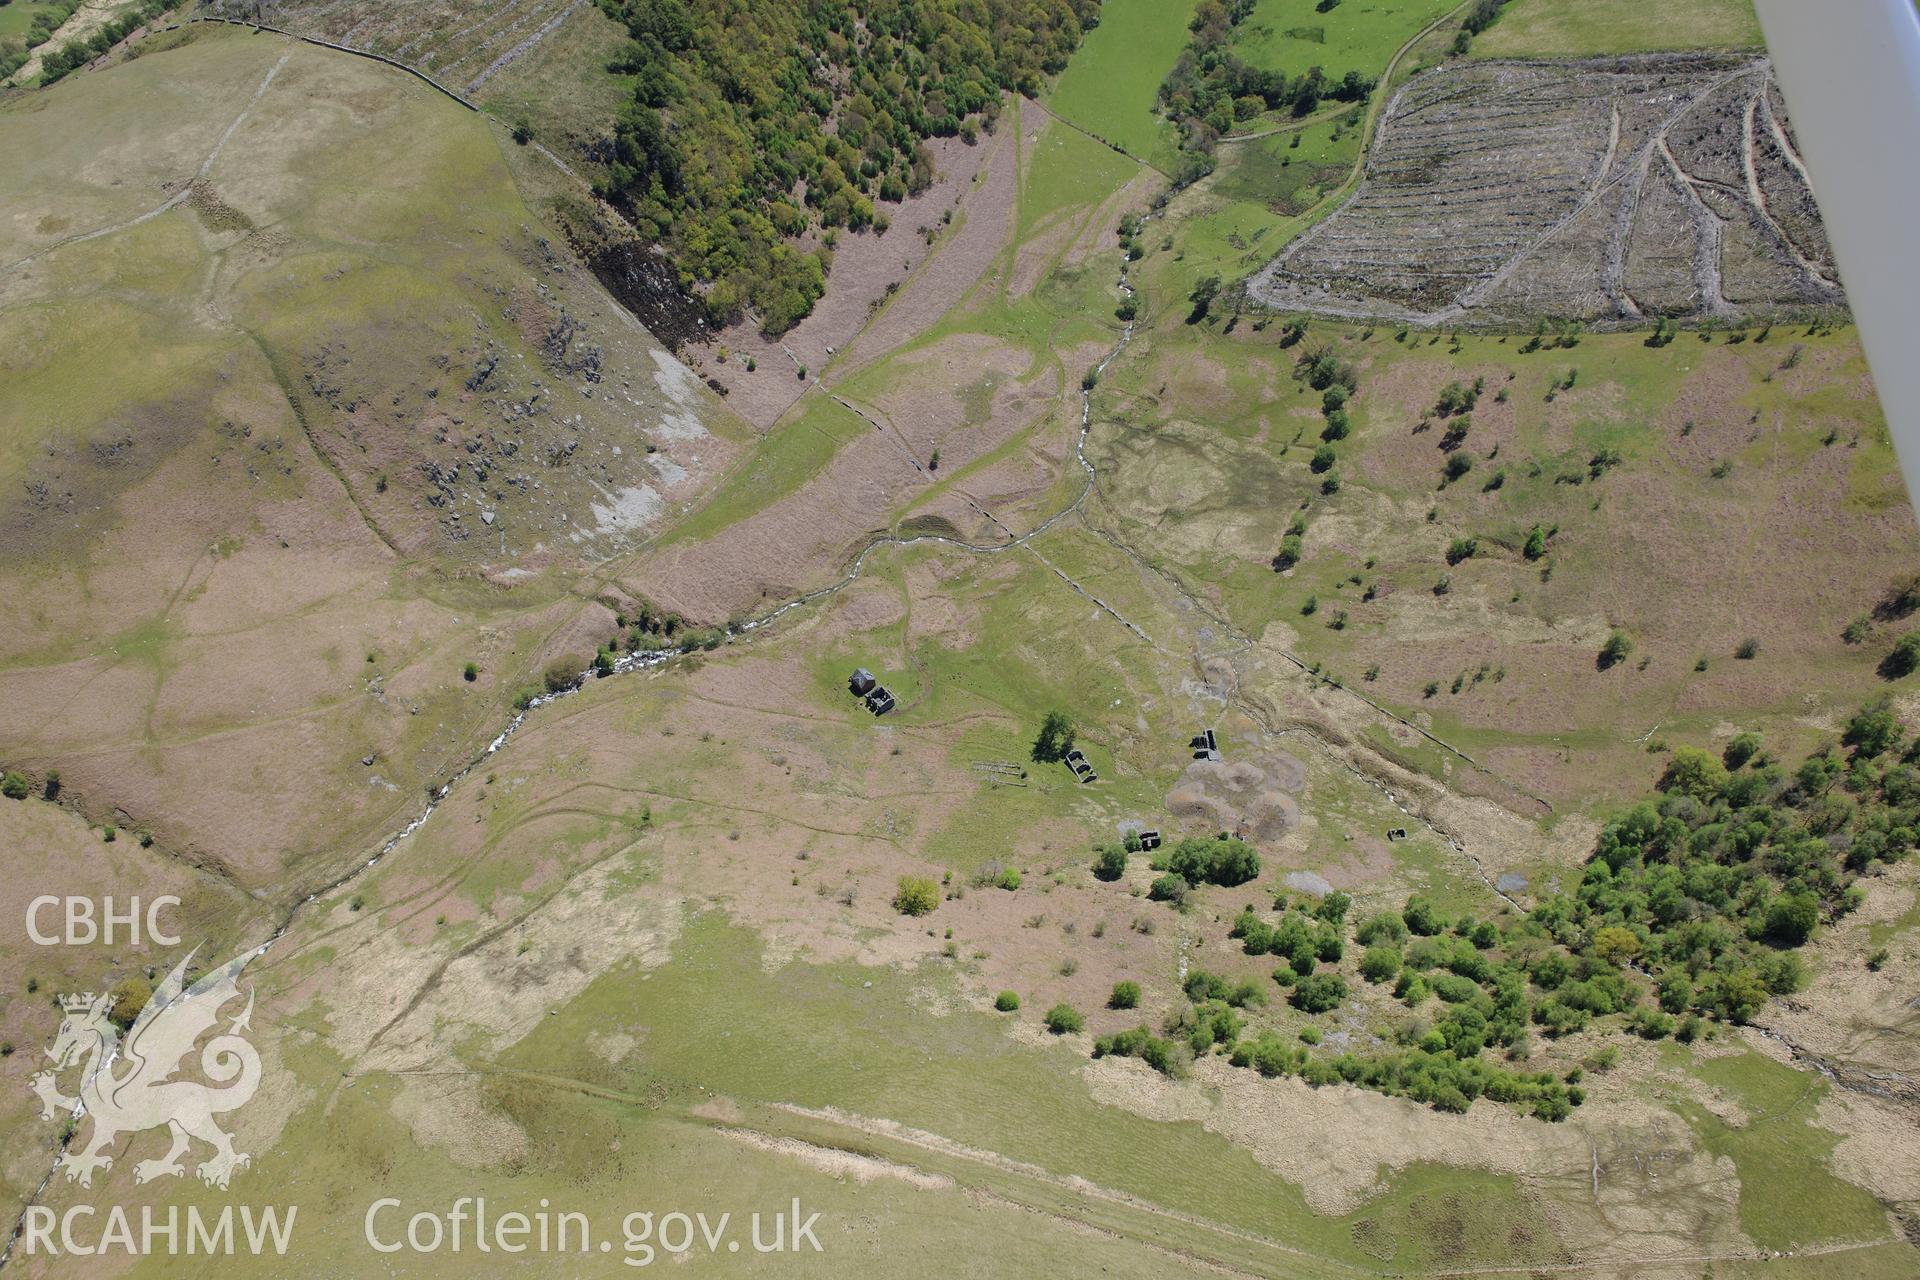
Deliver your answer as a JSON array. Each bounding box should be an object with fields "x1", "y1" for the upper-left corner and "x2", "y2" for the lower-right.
[
  {"x1": 1435, "y1": 381, "x2": 1476, "y2": 416},
  {"x1": 893, "y1": 876, "x2": 939, "y2": 917},
  {"x1": 1044, "y1": 1003, "x2": 1084, "y2": 1034},
  {"x1": 543, "y1": 655, "x2": 587, "y2": 693},
  {"x1": 1597, "y1": 630, "x2": 1633, "y2": 670},
  {"x1": 1882, "y1": 631, "x2": 1920, "y2": 679},
  {"x1": 1186, "y1": 275, "x2": 1221, "y2": 323},
  {"x1": 1032, "y1": 710, "x2": 1076, "y2": 763}
]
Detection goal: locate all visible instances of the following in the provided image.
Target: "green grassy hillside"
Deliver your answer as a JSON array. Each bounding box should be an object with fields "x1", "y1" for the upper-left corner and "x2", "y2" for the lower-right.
[
  {"x1": 1468, "y1": 0, "x2": 1763, "y2": 56},
  {"x1": 1045, "y1": 0, "x2": 1196, "y2": 171}
]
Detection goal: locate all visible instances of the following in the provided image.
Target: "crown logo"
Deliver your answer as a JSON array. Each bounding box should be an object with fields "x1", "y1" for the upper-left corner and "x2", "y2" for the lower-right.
[{"x1": 58, "y1": 992, "x2": 101, "y2": 1014}]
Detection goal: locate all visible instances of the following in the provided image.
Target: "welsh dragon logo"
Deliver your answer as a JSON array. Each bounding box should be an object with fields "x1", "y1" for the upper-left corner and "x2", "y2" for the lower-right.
[{"x1": 31, "y1": 947, "x2": 263, "y2": 1190}]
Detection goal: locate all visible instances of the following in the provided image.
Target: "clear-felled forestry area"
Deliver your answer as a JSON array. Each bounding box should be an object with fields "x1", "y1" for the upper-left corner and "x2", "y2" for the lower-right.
[{"x1": 1249, "y1": 53, "x2": 1841, "y2": 326}]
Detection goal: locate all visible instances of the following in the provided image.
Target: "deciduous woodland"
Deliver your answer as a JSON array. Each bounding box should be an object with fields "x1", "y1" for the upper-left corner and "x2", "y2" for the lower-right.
[{"x1": 595, "y1": 0, "x2": 1097, "y2": 333}]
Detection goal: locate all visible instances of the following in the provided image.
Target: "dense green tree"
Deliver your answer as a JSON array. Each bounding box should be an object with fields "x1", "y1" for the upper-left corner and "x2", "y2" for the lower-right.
[
  {"x1": 1598, "y1": 630, "x2": 1633, "y2": 669},
  {"x1": 1722, "y1": 732, "x2": 1762, "y2": 770},
  {"x1": 1765, "y1": 891, "x2": 1819, "y2": 945},
  {"x1": 1095, "y1": 1024, "x2": 1185, "y2": 1075},
  {"x1": 1402, "y1": 895, "x2": 1447, "y2": 936},
  {"x1": 1149, "y1": 874, "x2": 1189, "y2": 905},
  {"x1": 1360, "y1": 946, "x2": 1401, "y2": 983},
  {"x1": 893, "y1": 876, "x2": 939, "y2": 916},
  {"x1": 1885, "y1": 631, "x2": 1920, "y2": 678},
  {"x1": 1658, "y1": 747, "x2": 1727, "y2": 801},
  {"x1": 1166, "y1": 835, "x2": 1260, "y2": 887},
  {"x1": 1355, "y1": 912, "x2": 1409, "y2": 946},
  {"x1": 1844, "y1": 701, "x2": 1900, "y2": 756},
  {"x1": 1291, "y1": 973, "x2": 1347, "y2": 1013},
  {"x1": 1716, "y1": 969, "x2": 1770, "y2": 1023},
  {"x1": 1187, "y1": 275, "x2": 1222, "y2": 322},
  {"x1": 1031, "y1": 710, "x2": 1076, "y2": 762}
]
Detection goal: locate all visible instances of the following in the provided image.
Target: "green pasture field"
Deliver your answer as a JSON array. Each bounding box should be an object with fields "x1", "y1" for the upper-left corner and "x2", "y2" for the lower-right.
[
  {"x1": 1232, "y1": 0, "x2": 1461, "y2": 82},
  {"x1": 1469, "y1": 0, "x2": 1763, "y2": 57},
  {"x1": 1044, "y1": 0, "x2": 1195, "y2": 173}
]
